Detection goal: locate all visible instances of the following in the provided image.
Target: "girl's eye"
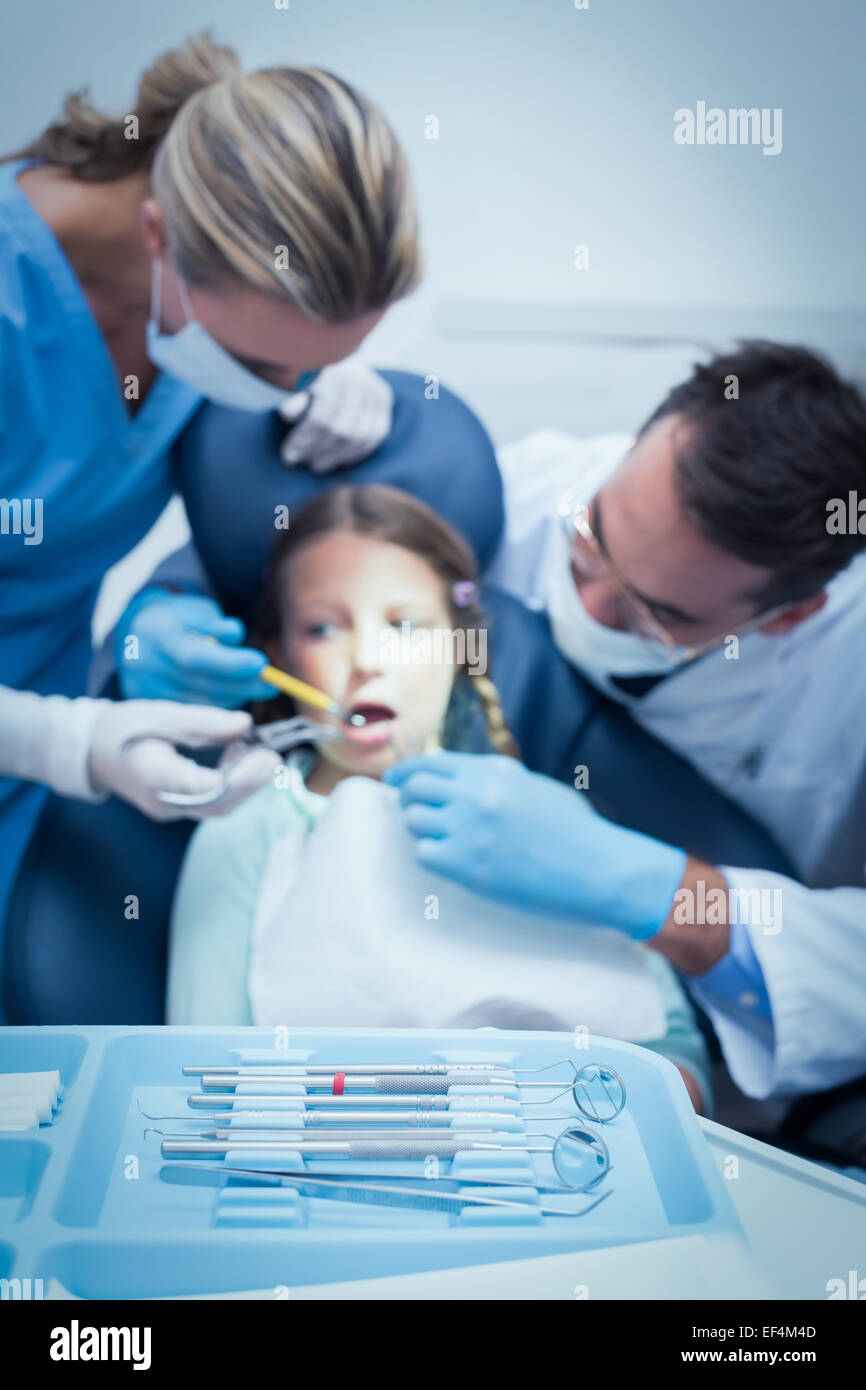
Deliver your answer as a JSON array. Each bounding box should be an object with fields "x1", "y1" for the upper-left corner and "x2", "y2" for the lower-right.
[
  {"x1": 390, "y1": 616, "x2": 433, "y2": 632},
  {"x1": 305, "y1": 621, "x2": 338, "y2": 638}
]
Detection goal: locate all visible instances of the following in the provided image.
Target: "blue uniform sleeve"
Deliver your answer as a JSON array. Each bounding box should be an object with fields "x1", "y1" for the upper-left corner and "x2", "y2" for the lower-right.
[{"x1": 640, "y1": 948, "x2": 714, "y2": 1116}]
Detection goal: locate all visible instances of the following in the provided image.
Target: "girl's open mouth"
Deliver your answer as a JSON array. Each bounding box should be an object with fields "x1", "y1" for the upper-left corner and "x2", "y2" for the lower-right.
[{"x1": 342, "y1": 702, "x2": 397, "y2": 747}]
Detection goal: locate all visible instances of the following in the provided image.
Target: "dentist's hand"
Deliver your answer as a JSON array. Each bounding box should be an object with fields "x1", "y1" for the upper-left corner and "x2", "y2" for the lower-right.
[
  {"x1": 384, "y1": 752, "x2": 687, "y2": 939},
  {"x1": 279, "y1": 361, "x2": 392, "y2": 474},
  {"x1": 88, "y1": 701, "x2": 281, "y2": 821},
  {"x1": 115, "y1": 591, "x2": 279, "y2": 708}
]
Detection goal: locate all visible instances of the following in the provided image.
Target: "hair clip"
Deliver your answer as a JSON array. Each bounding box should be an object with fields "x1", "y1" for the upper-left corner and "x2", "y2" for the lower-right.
[{"x1": 452, "y1": 580, "x2": 479, "y2": 608}]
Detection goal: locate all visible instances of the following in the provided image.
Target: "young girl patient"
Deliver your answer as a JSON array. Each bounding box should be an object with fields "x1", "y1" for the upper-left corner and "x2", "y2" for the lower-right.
[{"x1": 167, "y1": 485, "x2": 711, "y2": 1113}]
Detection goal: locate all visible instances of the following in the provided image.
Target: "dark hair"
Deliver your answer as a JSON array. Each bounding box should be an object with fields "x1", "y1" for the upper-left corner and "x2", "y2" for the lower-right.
[
  {"x1": 255, "y1": 484, "x2": 518, "y2": 756},
  {"x1": 642, "y1": 340, "x2": 866, "y2": 605},
  {"x1": 1, "y1": 33, "x2": 240, "y2": 180}
]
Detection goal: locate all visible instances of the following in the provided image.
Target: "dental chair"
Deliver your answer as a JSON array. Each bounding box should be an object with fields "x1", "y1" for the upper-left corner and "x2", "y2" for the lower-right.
[
  {"x1": 177, "y1": 370, "x2": 506, "y2": 613},
  {"x1": 3, "y1": 373, "x2": 798, "y2": 1028}
]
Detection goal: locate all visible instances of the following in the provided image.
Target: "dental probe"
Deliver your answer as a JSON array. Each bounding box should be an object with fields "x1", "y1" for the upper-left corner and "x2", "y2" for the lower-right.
[
  {"x1": 162, "y1": 1138, "x2": 552, "y2": 1159},
  {"x1": 184, "y1": 627, "x2": 366, "y2": 725},
  {"x1": 142, "y1": 1107, "x2": 523, "y2": 1127},
  {"x1": 152, "y1": 1127, "x2": 506, "y2": 1142},
  {"x1": 183, "y1": 1063, "x2": 514, "y2": 1076},
  {"x1": 258, "y1": 664, "x2": 366, "y2": 725},
  {"x1": 187, "y1": 1092, "x2": 519, "y2": 1109},
  {"x1": 198, "y1": 1072, "x2": 518, "y2": 1093}
]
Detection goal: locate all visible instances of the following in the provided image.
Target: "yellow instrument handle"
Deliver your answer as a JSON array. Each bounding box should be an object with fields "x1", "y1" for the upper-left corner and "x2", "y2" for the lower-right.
[
  {"x1": 259, "y1": 664, "x2": 339, "y2": 714},
  {"x1": 192, "y1": 629, "x2": 341, "y2": 716}
]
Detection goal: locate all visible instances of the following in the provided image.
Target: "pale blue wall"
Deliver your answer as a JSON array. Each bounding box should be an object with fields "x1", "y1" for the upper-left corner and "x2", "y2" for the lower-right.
[{"x1": 2, "y1": 0, "x2": 863, "y2": 314}]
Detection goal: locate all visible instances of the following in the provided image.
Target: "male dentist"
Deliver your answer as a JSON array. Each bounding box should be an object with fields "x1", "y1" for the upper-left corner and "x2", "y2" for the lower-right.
[{"x1": 387, "y1": 342, "x2": 866, "y2": 1102}]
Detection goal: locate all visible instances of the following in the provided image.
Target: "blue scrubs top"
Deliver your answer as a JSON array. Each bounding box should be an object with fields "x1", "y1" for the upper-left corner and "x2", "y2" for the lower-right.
[{"x1": 0, "y1": 159, "x2": 201, "y2": 996}]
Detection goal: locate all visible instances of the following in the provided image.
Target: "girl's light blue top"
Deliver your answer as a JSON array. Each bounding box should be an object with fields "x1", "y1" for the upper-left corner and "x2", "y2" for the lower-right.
[{"x1": 0, "y1": 159, "x2": 201, "y2": 986}]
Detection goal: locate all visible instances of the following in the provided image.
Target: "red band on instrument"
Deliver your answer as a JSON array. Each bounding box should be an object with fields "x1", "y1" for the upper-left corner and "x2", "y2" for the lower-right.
[{"x1": 332, "y1": 1072, "x2": 345, "y2": 1095}]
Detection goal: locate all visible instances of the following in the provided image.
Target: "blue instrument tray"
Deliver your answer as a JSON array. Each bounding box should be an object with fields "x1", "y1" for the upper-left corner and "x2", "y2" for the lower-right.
[{"x1": 0, "y1": 1026, "x2": 743, "y2": 1298}]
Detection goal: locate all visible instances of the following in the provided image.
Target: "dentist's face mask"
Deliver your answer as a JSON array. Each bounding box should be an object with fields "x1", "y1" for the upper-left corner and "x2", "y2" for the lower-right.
[
  {"x1": 542, "y1": 511, "x2": 695, "y2": 693},
  {"x1": 543, "y1": 498, "x2": 790, "y2": 695},
  {"x1": 146, "y1": 259, "x2": 320, "y2": 411}
]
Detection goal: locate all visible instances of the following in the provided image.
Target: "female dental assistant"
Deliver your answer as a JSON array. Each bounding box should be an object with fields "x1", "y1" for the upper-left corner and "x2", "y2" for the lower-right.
[{"x1": 0, "y1": 33, "x2": 421, "y2": 975}]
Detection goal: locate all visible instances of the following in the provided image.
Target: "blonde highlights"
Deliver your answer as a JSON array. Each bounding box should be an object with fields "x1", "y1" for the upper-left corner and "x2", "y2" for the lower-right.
[
  {"x1": 469, "y1": 675, "x2": 520, "y2": 758},
  {"x1": 7, "y1": 32, "x2": 421, "y2": 321}
]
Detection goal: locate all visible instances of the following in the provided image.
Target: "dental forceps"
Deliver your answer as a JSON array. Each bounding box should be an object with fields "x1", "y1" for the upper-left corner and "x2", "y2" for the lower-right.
[
  {"x1": 146, "y1": 716, "x2": 341, "y2": 809},
  {"x1": 159, "y1": 1164, "x2": 611, "y2": 1219}
]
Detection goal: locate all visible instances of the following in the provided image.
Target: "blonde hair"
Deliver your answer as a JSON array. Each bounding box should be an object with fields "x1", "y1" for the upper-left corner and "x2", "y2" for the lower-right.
[
  {"x1": 6, "y1": 32, "x2": 421, "y2": 321},
  {"x1": 469, "y1": 676, "x2": 519, "y2": 758}
]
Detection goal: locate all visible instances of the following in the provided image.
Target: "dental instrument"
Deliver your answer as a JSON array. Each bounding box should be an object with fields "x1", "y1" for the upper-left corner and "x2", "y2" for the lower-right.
[
  {"x1": 154, "y1": 716, "x2": 342, "y2": 808},
  {"x1": 160, "y1": 1123, "x2": 611, "y2": 1188},
  {"x1": 140, "y1": 1105, "x2": 524, "y2": 1127},
  {"x1": 162, "y1": 1156, "x2": 609, "y2": 1198},
  {"x1": 258, "y1": 664, "x2": 367, "y2": 725},
  {"x1": 165, "y1": 1155, "x2": 608, "y2": 1196},
  {"x1": 198, "y1": 1072, "x2": 518, "y2": 1093},
  {"x1": 182, "y1": 626, "x2": 367, "y2": 725},
  {"x1": 162, "y1": 1138, "x2": 544, "y2": 1158},
  {"x1": 183, "y1": 1062, "x2": 517, "y2": 1076},
  {"x1": 159, "y1": 1125, "x2": 609, "y2": 1172},
  {"x1": 191, "y1": 1060, "x2": 626, "y2": 1121},
  {"x1": 158, "y1": 1163, "x2": 609, "y2": 1219},
  {"x1": 185, "y1": 1092, "x2": 517, "y2": 1108},
  {"x1": 150, "y1": 1127, "x2": 509, "y2": 1143}
]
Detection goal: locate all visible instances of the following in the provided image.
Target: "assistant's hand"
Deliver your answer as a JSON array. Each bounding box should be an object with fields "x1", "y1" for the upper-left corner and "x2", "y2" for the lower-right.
[
  {"x1": 88, "y1": 700, "x2": 280, "y2": 821},
  {"x1": 384, "y1": 752, "x2": 687, "y2": 940},
  {"x1": 115, "y1": 591, "x2": 279, "y2": 708},
  {"x1": 279, "y1": 361, "x2": 392, "y2": 474}
]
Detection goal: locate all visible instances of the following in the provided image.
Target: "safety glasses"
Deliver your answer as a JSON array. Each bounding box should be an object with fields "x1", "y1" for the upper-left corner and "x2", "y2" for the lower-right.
[{"x1": 557, "y1": 488, "x2": 793, "y2": 665}]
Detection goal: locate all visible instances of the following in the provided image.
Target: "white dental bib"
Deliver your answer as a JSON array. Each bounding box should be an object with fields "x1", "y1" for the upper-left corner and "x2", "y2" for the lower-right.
[{"x1": 248, "y1": 776, "x2": 666, "y2": 1040}]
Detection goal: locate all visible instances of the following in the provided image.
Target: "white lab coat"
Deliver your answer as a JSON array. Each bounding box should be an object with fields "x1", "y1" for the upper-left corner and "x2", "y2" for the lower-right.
[{"x1": 488, "y1": 430, "x2": 866, "y2": 1099}]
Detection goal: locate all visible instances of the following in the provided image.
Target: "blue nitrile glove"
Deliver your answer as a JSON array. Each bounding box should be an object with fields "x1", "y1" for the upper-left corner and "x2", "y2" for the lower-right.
[
  {"x1": 114, "y1": 590, "x2": 279, "y2": 708},
  {"x1": 384, "y1": 752, "x2": 687, "y2": 940}
]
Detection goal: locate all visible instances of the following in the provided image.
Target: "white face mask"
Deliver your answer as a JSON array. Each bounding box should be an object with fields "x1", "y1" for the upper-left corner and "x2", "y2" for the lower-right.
[
  {"x1": 146, "y1": 259, "x2": 292, "y2": 412},
  {"x1": 542, "y1": 515, "x2": 692, "y2": 694}
]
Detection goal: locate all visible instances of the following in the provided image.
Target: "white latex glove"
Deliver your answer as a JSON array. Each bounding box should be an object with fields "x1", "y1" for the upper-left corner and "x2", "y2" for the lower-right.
[
  {"x1": 279, "y1": 360, "x2": 393, "y2": 474},
  {"x1": 87, "y1": 701, "x2": 281, "y2": 822}
]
